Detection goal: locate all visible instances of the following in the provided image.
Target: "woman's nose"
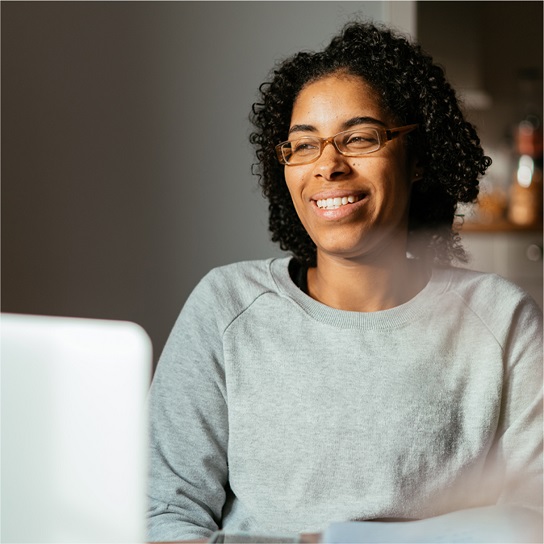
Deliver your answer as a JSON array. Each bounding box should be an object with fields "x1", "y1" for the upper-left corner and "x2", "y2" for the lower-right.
[{"x1": 314, "y1": 142, "x2": 351, "y2": 181}]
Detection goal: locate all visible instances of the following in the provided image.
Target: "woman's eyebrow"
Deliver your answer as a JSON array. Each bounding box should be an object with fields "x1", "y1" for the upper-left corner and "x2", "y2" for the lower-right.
[
  {"x1": 288, "y1": 117, "x2": 387, "y2": 135},
  {"x1": 343, "y1": 116, "x2": 387, "y2": 129},
  {"x1": 288, "y1": 124, "x2": 316, "y2": 135}
]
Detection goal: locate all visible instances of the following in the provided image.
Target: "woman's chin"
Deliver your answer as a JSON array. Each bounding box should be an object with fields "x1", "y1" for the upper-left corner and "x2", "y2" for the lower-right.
[{"x1": 313, "y1": 229, "x2": 399, "y2": 260}]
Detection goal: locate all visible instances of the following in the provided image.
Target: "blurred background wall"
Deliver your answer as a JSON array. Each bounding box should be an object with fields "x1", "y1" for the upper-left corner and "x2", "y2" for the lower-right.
[
  {"x1": 2, "y1": 1, "x2": 415, "y2": 366},
  {"x1": 2, "y1": 1, "x2": 542, "y2": 368}
]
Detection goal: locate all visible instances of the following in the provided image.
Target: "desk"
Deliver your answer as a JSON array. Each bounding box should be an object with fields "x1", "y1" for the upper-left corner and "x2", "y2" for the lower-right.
[{"x1": 154, "y1": 534, "x2": 321, "y2": 543}]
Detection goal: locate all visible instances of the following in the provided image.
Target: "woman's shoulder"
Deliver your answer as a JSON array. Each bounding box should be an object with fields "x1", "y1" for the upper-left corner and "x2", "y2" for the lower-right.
[
  {"x1": 202, "y1": 256, "x2": 288, "y2": 292},
  {"x1": 441, "y1": 265, "x2": 537, "y2": 304},
  {"x1": 435, "y1": 264, "x2": 542, "y2": 333},
  {"x1": 184, "y1": 257, "x2": 291, "y2": 322}
]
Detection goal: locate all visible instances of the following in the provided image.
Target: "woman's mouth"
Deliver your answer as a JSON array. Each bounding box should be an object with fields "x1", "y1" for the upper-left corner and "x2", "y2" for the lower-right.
[
  {"x1": 310, "y1": 192, "x2": 368, "y2": 220},
  {"x1": 315, "y1": 195, "x2": 362, "y2": 210}
]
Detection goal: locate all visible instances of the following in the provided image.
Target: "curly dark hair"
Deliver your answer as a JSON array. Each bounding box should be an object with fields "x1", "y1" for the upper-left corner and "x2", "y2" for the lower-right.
[{"x1": 249, "y1": 21, "x2": 491, "y2": 266}]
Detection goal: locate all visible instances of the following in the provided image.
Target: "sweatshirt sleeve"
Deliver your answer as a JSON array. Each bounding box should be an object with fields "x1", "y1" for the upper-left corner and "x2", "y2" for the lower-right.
[
  {"x1": 495, "y1": 292, "x2": 543, "y2": 514},
  {"x1": 147, "y1": 271, "x2": 229, "y2": 542}
]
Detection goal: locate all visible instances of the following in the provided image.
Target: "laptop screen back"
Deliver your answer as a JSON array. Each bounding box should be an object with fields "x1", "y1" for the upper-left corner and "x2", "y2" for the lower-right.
[{"x1": 1, "y1": 313, "x2": 152, "y2": 543}]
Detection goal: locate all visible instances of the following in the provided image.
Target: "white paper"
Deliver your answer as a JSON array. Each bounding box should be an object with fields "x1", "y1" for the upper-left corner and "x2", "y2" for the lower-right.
[{"x1": 322, "y1": 506, "x2": 542, "y2": 543}]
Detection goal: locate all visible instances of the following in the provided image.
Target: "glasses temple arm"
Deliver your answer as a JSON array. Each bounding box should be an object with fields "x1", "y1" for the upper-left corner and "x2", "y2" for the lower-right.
[{"x1": 385, "y1": 124, "x2": 419, "y2": 141}]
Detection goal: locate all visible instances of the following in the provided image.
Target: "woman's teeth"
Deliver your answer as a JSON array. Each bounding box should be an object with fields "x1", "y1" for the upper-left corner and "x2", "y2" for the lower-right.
[{"x1": 316, "y1": 195, "x2": 360, "y2": 210}]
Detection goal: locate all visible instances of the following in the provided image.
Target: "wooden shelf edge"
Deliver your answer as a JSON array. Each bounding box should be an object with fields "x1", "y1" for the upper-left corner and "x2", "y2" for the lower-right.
[{"x1": 458, "y1": 220, "x2": 543, "y2": 234}]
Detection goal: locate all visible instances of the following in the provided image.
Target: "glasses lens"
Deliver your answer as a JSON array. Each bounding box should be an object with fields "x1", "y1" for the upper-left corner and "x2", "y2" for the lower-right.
[
  {"x1": 284, "y1": 137, "x2": 321, "y2": 165},
  {"x1": 336, "y1": 128, "x2": 380, "y2": 154}
]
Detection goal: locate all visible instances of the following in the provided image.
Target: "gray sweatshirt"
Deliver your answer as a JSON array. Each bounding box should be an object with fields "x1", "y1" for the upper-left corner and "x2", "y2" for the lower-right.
[{"x1": 147, "y1": 257, "x2": 543, "y2": 542}]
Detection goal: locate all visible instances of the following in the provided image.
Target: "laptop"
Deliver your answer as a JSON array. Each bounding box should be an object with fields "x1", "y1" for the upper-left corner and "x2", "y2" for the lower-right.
[{"x1": 1, "y1": 313, "x2": 152, "y2": 543}]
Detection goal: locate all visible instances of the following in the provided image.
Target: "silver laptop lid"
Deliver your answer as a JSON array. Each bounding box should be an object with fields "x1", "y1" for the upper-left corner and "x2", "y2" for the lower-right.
[{"x1": 1, "y1": 313, "x2": 152, "y2": 543}]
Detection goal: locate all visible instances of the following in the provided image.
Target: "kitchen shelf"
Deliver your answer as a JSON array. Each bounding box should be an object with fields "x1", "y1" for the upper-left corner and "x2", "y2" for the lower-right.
[{"x1": 460, "y1": 220, "x2": 543, "y2": 234}]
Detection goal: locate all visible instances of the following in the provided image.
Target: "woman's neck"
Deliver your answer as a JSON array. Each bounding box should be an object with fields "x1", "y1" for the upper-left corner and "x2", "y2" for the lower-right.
[{"x1": 307, "y1": 251, "x2": 429, "y2": 313}]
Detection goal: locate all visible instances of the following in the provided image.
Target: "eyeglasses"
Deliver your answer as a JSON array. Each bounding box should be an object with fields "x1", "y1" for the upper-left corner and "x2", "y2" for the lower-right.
[{"x1": 275, "y1": 124, "x2": 418, "y2": 166}]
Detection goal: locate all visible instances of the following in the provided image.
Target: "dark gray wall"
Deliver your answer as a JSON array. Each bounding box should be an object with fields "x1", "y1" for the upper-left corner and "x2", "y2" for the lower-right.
[{"x1": 3, "y1": 2, "x2": 406, "y2": 364}]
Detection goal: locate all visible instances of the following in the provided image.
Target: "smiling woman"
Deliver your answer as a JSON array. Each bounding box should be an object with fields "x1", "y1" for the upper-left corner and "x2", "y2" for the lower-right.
[
  {"x1": 282, "y1": 75, "x2": 421, "y2": 311},
  {"x1": 147, "y1": 21, "x2": 543, "y2": 544}
]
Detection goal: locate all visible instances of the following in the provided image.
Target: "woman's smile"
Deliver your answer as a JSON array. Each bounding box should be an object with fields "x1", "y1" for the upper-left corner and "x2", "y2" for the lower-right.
[{"x1": 311, "y1": 191, "x2": 368, "y2": 219}]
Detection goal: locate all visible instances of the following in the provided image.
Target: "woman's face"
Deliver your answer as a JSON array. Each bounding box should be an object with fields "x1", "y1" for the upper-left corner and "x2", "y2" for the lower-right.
[{"x1": 284, "y1": 73, "x2": 417, "y2": 264}]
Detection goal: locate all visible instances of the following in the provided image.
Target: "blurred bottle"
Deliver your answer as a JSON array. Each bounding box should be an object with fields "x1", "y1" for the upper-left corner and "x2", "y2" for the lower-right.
[{"x1": 508, "y1": 68, "x2": 543, "y2": 227}]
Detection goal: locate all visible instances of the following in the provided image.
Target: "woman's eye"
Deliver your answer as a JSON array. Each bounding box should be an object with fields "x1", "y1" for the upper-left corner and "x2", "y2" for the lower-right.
[
  {"x1": 292, "y1": 140, "x2": 319, "y2": 155},
  {"x1": 345, "y1": 133, "x2": 377, "y2": 147}
]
